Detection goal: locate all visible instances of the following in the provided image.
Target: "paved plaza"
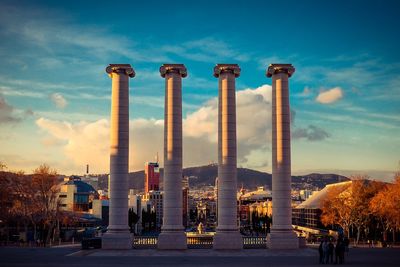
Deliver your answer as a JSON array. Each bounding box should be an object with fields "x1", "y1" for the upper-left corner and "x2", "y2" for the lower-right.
[{"x1": 0, "y1": 246, "x2": 399, "y2": 267}]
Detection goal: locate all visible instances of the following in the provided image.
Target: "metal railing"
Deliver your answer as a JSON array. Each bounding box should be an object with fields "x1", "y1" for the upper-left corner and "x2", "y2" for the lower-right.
[
  {"x1": 242, "y1": 236, "x2": 267, "y2": 249},
  {"x1": 132, "y1": 236, "x2": 158, "y2": 249},
  {"x1": 187, "y1": 235, "x2": 214, "y2": 249},
  {"x1": 132, "y1": 235, "x2": 267, "y2": 249}
]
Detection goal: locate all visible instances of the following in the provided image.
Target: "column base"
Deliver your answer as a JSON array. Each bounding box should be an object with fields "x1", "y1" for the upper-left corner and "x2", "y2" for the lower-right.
[
  {"x1": 213, "y1": 231, "x2": 243, "y2": 250},
  {"x1": 267, "y1": 230, "x2": 299, "y2": 249},
  {"x1": 102, "y1": 231, "x2": 132, "y2": 250},
  {"x1": 157, "y1": 231, "x2": 187, "y2": 250}
]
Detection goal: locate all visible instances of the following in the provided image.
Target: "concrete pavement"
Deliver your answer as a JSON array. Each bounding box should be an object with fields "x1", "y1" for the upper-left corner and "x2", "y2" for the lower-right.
[{"x1": 0, "y1": 246, "x2": 399, "y2": 266}]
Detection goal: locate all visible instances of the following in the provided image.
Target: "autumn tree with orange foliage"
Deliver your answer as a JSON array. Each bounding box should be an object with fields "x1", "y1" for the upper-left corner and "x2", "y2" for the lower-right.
[
  {"x1": 321, "y1": 176, "x2": 387, "y2": 243},
  {"x1": 350, "y1": 177, "x2": 386, "y2": 244},
  {"x1": 321, "y1": 182, "x2": 353, "y2": 238},
  {"x1": 370, "y1": 184, "x2": 391, "y2": 242},
  {"x1": 370, "y1": 173, "x2": 400, "y2": 243}
]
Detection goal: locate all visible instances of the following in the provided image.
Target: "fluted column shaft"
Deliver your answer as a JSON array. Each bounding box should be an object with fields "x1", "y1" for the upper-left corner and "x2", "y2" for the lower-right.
[
  {"x1": 108, "y1": 67, "x2": 133, "y2": 232},
  {"x1": 271, "y1": 72, "x2": 292, "y2": 230},
  {"x1": 103, "y1": 64, "x2": 135, "y2": 250},
  {"x1": 158, "y1": 64, "x2": 187, "y2": 250},
  {"x1": 213, "y1": 64, "x2": 242, "y2": 250},
  {"x1": 266, "y1": 63, "x2": 298, "y2": 249},
  {"x1": 163, "y1": 72, "x2": 183, "y2": 231},
  {"x1": 217, "y1": 72, "x2": 237, "y2": 231}
]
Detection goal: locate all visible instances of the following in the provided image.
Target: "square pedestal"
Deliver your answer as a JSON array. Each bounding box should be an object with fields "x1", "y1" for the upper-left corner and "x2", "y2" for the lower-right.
[
  {"x1": 213, "y1": 231, "x2": 243, "y2": 250},
  {"x1": 102, "y1": 232, "x2": 132, "y2": 250},
  {"x1": 267, "y1": 230, "x2": 299, "y2": 249},
  {"x1": 157, "y1": 231, "x2": 187, "y2": 250}
]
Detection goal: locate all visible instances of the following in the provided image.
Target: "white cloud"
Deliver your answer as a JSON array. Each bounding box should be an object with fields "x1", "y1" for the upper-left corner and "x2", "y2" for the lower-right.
[
  {"x1": 316, "y1": 87, "x2": 343, "y2": 104},
  {"x1": 36, "y1": 118, "x2": 110, "y2": 173},
  {"x1": 50, "y1": 93, "x2": 67, "y2": 108},
  {"x1": 36, "y1": 117, "x2": 165, "y2": 173},
  {"x1": 184, "y1": 85, "x2": 272, "y2": 143},
  {"x1": 36, "y1": 85, "x2": 275, "y2": 173},
  {"x1": 36, "y1": 84, "x2": 343, "y2": 174}
]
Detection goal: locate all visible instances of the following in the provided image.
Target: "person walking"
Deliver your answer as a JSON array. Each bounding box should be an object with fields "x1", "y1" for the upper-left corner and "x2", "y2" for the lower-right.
[
  {"x1": 335, "y1": 239, "x2": 341, "y2": 264},
  {"x1": 322, "y1": 238, "x2": 329, "y2": 264},
  {"x1": 328, "y1": 239, "x2": 334, "y2": 263},
  {"x1": 319, "y1": 239, "x2": 324, "y2": 264},
  {"x1": 344, "y1": 236, "x2": 350, "y2": 252},
  {"x1": 339, "y1": 239, "x2": 346, "y2": 264}
]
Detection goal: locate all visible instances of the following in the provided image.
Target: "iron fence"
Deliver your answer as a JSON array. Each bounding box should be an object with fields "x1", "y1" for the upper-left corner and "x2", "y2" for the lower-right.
[
  {"x1": 242, "y1": 236, "x2": 267, "y2": 249},
  {"x1": 187, "y1": 235, "x2": 214, "y2": 249},
  {"x1": 132, "y1": 235, "x2": 267, "y2": 249}
]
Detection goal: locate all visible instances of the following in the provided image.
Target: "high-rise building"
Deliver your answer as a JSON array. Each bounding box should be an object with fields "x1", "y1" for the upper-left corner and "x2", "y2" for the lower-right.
[
  {"x1": 142, "y1": 190, "x2": 163, "y2": 230},
  {"x1": 144, "y1": 162, "x2": 160, "y2": 193}
]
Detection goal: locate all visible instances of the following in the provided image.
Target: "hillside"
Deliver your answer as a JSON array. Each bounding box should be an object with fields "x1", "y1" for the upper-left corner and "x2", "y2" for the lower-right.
[{"x1": 97, "y1": 164, "x2": 349, "y2": 191}]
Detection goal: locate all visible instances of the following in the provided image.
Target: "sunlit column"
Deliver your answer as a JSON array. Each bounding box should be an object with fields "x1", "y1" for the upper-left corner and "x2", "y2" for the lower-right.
[
  {"x1": 103, "y1": 64, "x2": 135, "y2": 249},
  {"x1": 157, "y1": 64, "x2": 187, "y2": 250},
  {"x1": 266, "y1": 63, "x2": 299, "y2": 249},
  {"x1": 213, "y1": 64, "x2": 243, "y2": 250}
]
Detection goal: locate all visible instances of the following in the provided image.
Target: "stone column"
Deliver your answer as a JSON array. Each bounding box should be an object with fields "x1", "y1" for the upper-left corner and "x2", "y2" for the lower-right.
[
  {"x1": 266, "y1": 64, "x2": 298, "y2": 249},
  {"x1": 157, "y1": 64, "x2": 187, "y2": 250},
  {"x1": 213, "y1": 64, "x2": 242, "y2": 250},
  {"x1": 103, "y1": 64, "x2": 135, "y2": 249}
]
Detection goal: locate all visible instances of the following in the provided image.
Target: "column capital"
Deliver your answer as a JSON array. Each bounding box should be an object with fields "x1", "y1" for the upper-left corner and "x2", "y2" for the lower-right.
[
  {"x1": 214, "y1": 64, "x2": 241, "y2": 78},
  {"x1": 266, "y1": 64, "x2": 295, "y2": 78},
  {"x1": 160, "y1": 64, "x2": 187, "y2": 78},
  {"x1": 106, "y1": 64, "x2": 135, "y2": 78}
]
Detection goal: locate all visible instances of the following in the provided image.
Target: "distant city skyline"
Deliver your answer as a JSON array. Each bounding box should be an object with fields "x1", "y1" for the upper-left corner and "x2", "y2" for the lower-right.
[{"x1": 0, "y1": 0, "x2": 399, "y2": 181}]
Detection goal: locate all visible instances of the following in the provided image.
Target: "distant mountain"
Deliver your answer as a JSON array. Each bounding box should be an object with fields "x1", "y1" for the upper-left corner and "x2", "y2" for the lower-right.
[
  {"x1": 291, "y1": 173, "x2": 349, "y2": 190},
  {"x1": 96, "y1": 164, "x2": 349, "y2": 191}
]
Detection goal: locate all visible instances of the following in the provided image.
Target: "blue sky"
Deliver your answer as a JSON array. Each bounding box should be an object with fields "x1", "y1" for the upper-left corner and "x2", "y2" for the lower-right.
[{"x1": 0, "y1": 0, "x2": 399, "y2": 181}]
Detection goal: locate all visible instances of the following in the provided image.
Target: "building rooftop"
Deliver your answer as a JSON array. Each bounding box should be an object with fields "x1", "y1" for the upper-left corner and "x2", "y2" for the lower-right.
[
  {"x1": 295, "y1": 181, "x2": 352, "y2": 209},
  {"x1": 64, "y1": 176, "x2": 98, "y2": 194},
  {"x1": 240, "y1": 186, "x2": 272, "y2": 200}
]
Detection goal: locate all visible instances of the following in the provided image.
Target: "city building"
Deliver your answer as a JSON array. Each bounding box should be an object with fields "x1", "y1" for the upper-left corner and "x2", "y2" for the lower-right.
[
  {"x1": 249, "y1": 200, "x2": 273, "y2": 218},
  {"x1": 144, "y1": 162, "x2": 160, "y2": 193},
  {"x1": 237, "y1": 186, "x2": 273, "y2": 232},
  {"x1": 299, "y1": 189, "x2": 314, "y2": 201},
  {"x1": 292, "y1": 181, "x2": 352, "y2": 231},
  {"x1": 142, "y1": 190, "x2": 163, "y2": 230},
  {"x1": 194, "y1": 199, "x2": 216, "y2": 229},
  {"x1": 91, "y1": 198, "x2": 109, "y2": 226},
  {"x1": 182, "y1": 176, "x2": 189, "y2": 228},
  {"x1": 59, "y1": 176, "x2": 99, "y2": 212},
  {"x1": 128, "y1": 189, "x2": 142, "y2": 234},
  {"x1": 240, "y1": 186, "x2": 272, "y2": 202}
]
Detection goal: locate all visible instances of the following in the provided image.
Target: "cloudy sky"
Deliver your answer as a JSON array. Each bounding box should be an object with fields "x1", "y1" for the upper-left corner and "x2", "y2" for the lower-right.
[{"x1": 0, "y1": 0, "x2": 399, "y2": 181}]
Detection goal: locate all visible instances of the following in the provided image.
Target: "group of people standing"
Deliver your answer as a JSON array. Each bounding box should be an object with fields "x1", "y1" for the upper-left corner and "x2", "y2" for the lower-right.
[{"x1": 318, "y1": 236, "x2": 348, "y2": 264}]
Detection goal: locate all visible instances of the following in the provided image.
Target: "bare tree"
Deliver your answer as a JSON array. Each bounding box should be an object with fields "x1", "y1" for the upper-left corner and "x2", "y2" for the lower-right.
[
  {"x1": 0, "y1": 169, "x2": 15, "y2": 243},
  {"x1": 31, "y1": 164, "x2": 61, "y2": 246}
]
